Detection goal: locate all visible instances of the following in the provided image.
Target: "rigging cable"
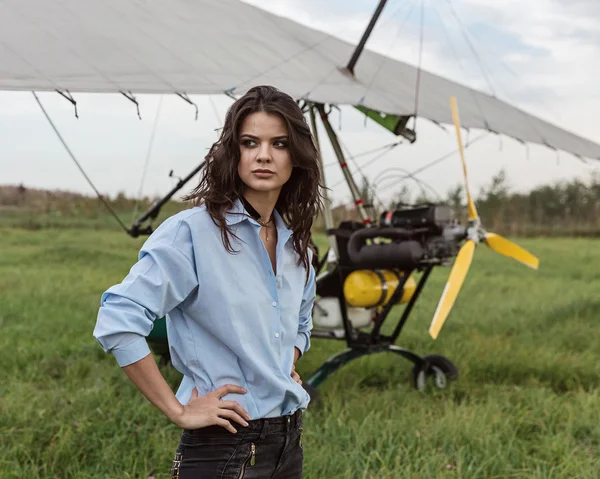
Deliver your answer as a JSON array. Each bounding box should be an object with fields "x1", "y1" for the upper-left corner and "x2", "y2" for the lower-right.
[
  {"x1": 358, "y1": 0, "x2": 416, "y2": 104},
  {"x1": 131, "y1": 95, "x2": 163, "y2": 224},
  {"x1": 336, "y1": 134, "x2": 391, "y2": 212},
  {"x1": 329, "y1": 140, "x2": 402, "y2": 190},
  {"x1": 429, "y1": 2, "x2": 487, "y2": 122},
  {"x1": 301, "y1": 0, "x2": 412, "y2": 99},
  {"x1": 440, "y1": 0, "x2": 557, "y2": 147},
  {"x1": 227, "y1": 1, "x2": 397, "y2": 94},
  {"x1": 357, "y1": 141, "x2": 404, "y2": 171},
  {"x1": 443, "y1": 0, "x2": 497, "y2": 97},
  {"x1": 31, "y1": 91, "x2": 130, "y2": 234},
  {"x1": 413, "y1": 0, "x2": 425, "y2": 127},
  {"x1": 372, "y1": 167, "x2": 443, "y2": 203},
  {"x1": 328, "y1": 140, "x2": 403, "y2": 215},
  {"x1": 378, "y1": 132, "x2": 488, "y2": 194},
  {"x1": 230, "y1": 0, "x2": 409, "y2": 99},
  {"x1": 323, "y1": 141, "x2": 402, "y2": 168}
]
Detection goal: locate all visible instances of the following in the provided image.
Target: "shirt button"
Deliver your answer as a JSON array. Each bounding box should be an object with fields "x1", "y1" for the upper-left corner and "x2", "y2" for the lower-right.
[
  {"x1": 272, "y1": 301, "x2": 277, "y2": 307},
  {"x1": 274, "y1": 332, "x2": 280, "y2": 338}
]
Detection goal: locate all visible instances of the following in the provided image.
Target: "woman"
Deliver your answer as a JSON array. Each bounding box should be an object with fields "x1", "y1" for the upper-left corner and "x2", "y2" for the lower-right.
[{"x1": 93, "y1": 85, "x2": 323, "y2": 478}]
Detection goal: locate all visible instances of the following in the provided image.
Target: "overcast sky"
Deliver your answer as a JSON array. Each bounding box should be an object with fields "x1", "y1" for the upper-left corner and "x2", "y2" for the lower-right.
[{"x1": 1, "y1": 0, "x2": 599, "y2": 208}]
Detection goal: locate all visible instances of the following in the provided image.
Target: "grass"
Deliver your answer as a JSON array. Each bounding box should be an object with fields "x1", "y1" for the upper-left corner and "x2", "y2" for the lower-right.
[{"x1": 1, "y1": 226, "x2": 599, "y2": 478}]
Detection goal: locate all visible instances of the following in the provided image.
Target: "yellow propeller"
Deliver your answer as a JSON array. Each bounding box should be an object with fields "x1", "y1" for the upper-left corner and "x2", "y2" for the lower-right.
[
  {"x1": 428, "y1": 96, "x2": 540, "y2": 339},
  {"x1": 484, "y1": 232, "x2": 539, "y2": 270},
  {"x1": 428, "y1": 239, "x2": 475, "y2": 340},
  {"x1": 450, "y1": 96, "x2": 478, "y2": 221}
]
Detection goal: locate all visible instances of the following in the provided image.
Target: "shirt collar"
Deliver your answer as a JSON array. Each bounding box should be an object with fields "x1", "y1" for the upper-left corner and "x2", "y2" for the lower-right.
[
  {"x1": 224, "y1": 198, "x2": 247, "y2": 226},
  {"x1": 225, "y1": 198, "x2": 291, "y2": 235}
]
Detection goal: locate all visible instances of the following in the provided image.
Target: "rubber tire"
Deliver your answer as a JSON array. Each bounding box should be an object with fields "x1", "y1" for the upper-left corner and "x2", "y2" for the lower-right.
[{"x1": 412, "y1": 354, "x2": 458, "y2": 391}]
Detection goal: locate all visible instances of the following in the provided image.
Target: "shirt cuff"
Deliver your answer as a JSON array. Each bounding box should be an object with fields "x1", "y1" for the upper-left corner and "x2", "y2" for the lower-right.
[
  {"x1": 112, "y1": 336, "x2": 152, "y2": 367},
  {"x1": 294, "y1": 332, "x2": 309, "y2": 359}
]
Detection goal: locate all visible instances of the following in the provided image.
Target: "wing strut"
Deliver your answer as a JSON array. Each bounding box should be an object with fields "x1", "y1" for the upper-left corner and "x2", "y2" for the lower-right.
[
  {"x1": 344, "y1": 0, "x2": 390, "y2": 76},
  {"x1": 314, "y1": 103, "x2": 373, "y2": 225},
  {"x1": 308, "y1": 104, "x2": 339, "y2": 264},
  {"x1": 128, "y1": 162, "x2": 206, "y2": 237}
]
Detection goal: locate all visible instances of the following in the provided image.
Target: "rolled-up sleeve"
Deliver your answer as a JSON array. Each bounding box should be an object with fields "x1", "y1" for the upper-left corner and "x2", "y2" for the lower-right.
[
  {"x1": 294, "y1": 253, "x2": 315, "y2": 358},
  {"x1": 93, "y1": 217, "x2": 199, "y2": 367}
]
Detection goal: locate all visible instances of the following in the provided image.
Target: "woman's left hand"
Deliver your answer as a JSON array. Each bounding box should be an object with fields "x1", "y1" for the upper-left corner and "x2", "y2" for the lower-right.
[
  {"x1": 291, "y1": 364, "x2": 302, "y2": 384},
  {"x1": 291, "y1": 347, "x2": 302, "y2": 384}
]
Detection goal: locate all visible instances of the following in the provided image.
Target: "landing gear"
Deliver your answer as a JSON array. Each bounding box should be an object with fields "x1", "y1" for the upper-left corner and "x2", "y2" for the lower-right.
[
  {"x1": 301, "y1": 343, "x2": 459, "y2": 405},
  {"x1": 411, "y1": 354, "x2": 459, "y2": 391}
]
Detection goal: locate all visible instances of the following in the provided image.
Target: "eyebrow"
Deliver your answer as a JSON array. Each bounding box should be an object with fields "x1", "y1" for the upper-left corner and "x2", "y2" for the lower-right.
[{"x1": 239, "y1": 133, "x2": 288, "y2": 140}]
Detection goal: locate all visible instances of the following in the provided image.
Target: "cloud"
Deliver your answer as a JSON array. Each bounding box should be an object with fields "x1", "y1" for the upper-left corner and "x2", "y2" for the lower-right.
[
  {"x1": 243, "y1": 0, "x2": 599, "y2": 130},
  {"x1": 450, "y1": 0, "x2": 600, "y2": 141},
  {"x1": 1, "y1": 0, "x2": 598, "y2": 208},
  {"x1": 238, "y1": 0, "x2": 600, "y2": 205}
]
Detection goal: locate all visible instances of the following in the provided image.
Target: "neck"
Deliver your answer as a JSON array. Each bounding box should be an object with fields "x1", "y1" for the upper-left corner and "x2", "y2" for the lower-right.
[{"x1": 242, "y1": 190, "x2": 279, "y2": 224}]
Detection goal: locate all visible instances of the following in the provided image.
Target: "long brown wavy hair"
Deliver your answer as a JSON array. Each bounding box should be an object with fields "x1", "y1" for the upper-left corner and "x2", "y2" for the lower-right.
[{"x1": 184, "y1": 85, "x2": 324, "y2": 276}]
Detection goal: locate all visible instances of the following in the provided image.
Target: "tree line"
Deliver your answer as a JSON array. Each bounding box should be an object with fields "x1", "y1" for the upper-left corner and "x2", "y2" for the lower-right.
[
  {"x1": 313, "y1": 169, "x2": 600, "y2": 237},
  {"x1": 3, "y1": 168, "x2": 600, "y2": 237}
]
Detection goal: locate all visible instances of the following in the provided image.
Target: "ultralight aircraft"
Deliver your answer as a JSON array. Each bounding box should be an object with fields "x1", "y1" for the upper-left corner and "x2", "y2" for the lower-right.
[{"x1": 2, "y1": 0, "x2": 600, "y2": 397}]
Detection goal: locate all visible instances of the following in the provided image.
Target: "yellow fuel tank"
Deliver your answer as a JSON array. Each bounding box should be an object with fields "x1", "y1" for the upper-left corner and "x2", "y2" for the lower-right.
[{"x1": 343, "y1": 269, "x2": 416, "y2": 308}]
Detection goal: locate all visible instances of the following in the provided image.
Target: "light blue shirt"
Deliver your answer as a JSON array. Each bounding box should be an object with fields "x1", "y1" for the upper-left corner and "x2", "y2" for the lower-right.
[{"x1": 93, "y1": 198, "x2": 315, "y2": 419}]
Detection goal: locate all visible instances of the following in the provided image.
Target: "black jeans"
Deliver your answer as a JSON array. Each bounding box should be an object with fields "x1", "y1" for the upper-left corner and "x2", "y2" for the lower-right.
[{"x1": 171, "y1": 409, "x2": 303, "y2": 478}]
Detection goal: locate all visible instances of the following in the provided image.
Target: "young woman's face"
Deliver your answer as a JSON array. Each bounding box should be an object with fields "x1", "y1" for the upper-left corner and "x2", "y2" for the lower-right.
[{"x1": 237, "y1": 111, "x2": 293, "y2": 196}]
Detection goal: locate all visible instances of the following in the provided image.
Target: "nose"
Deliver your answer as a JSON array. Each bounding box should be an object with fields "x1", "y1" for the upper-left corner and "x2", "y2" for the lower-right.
[{"x1": 256, "y1": 142, "x2": 272, "y2": 163}]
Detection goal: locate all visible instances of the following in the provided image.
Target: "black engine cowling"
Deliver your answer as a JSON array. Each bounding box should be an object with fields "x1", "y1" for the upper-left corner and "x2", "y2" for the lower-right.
[
  {"x1": 380, "y1": 203, "x2": 453, "y2": 233},
  {"x1": 346, "y1": 227, "x2": 427, "y2": 270}
]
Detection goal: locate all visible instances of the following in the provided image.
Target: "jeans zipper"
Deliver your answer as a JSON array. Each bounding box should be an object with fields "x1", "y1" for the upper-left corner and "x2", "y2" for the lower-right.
[{"x1": 238, "y1": 443, "x2": 255, "y2": 478}]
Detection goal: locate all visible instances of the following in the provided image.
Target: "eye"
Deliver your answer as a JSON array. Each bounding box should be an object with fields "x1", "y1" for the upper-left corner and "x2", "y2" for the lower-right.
[
  {"x1": 273, "y1": 140, "x2": 288, "y2": 149},
  {"x1": 241, "y1": 138, "x2": 257, "y2": 148}
]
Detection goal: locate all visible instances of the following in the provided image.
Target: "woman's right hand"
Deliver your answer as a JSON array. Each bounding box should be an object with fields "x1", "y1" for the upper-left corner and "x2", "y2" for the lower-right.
[{"x1": 171, "y1": 384, "x2": 251, "y2": 433}]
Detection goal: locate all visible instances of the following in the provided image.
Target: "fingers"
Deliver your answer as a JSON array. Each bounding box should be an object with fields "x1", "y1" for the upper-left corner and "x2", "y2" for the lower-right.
[
  {"x1": 218, "y1": 408, "x2": 249, "y2": 428},
  {"x1": 211, "y1": 384, "x2": 247, "y2": 399},
  {"x1": 291, "y1": 366, "x2": 302, "y2": 384},
  {"x1": 220, "y1": 400, "x2": 251, "y2": 421},
  {"x1": 215, "y1": 417, "x2": 238, "y2": 434}
]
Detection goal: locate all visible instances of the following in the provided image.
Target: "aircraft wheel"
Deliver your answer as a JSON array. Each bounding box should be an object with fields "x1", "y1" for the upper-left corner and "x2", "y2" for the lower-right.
[{"x1": 412, "y1": 354, "x2": 458, "y2": 391}]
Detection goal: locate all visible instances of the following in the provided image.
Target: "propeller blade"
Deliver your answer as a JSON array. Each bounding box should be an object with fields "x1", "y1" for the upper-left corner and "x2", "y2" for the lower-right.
[
  {"x1": 450, "y1": 96, "x2": 478, "y2": 221},
  {"x1": 428, "y1": 239, "x2": 476, "y2": 339},
  {"x1": 484, "y1": 232, "x2": 540, "y2": 270}
]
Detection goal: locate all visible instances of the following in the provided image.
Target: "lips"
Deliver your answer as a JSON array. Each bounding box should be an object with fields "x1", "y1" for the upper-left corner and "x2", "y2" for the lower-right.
[{"x1": 252, "y1": 169, "x2": 275, "y2": 178}]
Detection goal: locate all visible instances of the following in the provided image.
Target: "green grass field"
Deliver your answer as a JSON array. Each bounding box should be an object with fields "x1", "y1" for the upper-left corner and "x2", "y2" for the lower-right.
[{"x1": 1, "y1": 227, "x2": 599, "y2": 478}]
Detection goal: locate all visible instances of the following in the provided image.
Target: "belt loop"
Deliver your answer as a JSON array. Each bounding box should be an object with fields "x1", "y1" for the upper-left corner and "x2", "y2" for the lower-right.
[
  {"x1": 286, "y1": 415, "x2": 291, "y2": 432},
  {"x1": 258, "y1": 419, "x2": 268, "y2": 440}
]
